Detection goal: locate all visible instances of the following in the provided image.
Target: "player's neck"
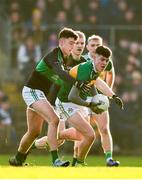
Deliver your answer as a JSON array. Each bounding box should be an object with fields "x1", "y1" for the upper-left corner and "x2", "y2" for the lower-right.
[
  {"x1": 90, "y1": 53, "x2": 96, "y2": 60},
  {"x1": 72, "y1": 53, "x2": 81, "y2": 61}
]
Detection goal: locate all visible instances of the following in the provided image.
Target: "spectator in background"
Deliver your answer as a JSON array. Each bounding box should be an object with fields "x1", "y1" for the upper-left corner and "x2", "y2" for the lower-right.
[
  {"x1": 71, "y1": 3, "x2": 84, "y2": 24},
  {"x1": 74, "y1": 11, "x2": 83, "y2": 25},
  {"x1": 87, "y1": 0, "x2": 99, "y2": 25},
  {"x1": 17, "y1": 35, "x2": 41, "y2": 83},
  {"x1": 46, "y1": 0, "x2": 62, "y2": 23},
  {"x1": 25, "y1": 8, "x2": 46, "y2": 45},
  {"x1": 55, "y1": 10, "x2": 67, "y2": 28},
  {"x1": 9, "y1": 10, "x2": 24, "y2": 68},
  {"x1": 0, "y1": 91, "x2": 17, "y2": 147},
  {"x1": 43, "y1": 33, "x2": 58, "y2": 53},
  {"x1": 9, "y1": 1, "x2": 20, "y2": 12},
  {"x1": 35, "y1": 0, "x2": 48, "y2": 24}
]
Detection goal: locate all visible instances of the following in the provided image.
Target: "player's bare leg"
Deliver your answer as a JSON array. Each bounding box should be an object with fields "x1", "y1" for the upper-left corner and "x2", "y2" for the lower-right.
[
  {"x1": 59, "y1": 127, "x2": 82, "y2": 141},
  {"x1": 91, "y1": 111, "x2": 120, "y2": 166},
  {"x1": 31, "y1": 100, "x2": 59, "y2": 151},
  {"x1": 9, "y1": 101, "x2": 70, "y2": 167},
  {"x1": 31, "y1": 123, "x2": 82, "y2": 150},
  {"x1": 67, "y1": 112, "x2": 95, "y2": 163},
  {"x1": 71, "y1": 115, "x2": 89, "y2": 166},
  {"x1": 18, "y1": 108, "x2": 44, "y2": 153},
  {"x1": 93, "y1": 111, "x2": 112, "y2": 152},
  {"x1": 33, "y1": 136, "x2": 65, "y2": 149}
]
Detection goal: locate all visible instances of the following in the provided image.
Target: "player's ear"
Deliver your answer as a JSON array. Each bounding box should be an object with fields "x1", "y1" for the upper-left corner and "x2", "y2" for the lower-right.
[{"x1": 59, "y1": 38, "x2": 64, "y2": 46}]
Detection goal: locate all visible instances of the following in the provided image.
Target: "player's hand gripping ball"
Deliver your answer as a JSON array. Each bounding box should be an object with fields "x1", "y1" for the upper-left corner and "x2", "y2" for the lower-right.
[{"x1": 90, "y1": 94, "x2": 110, "y2": 114}]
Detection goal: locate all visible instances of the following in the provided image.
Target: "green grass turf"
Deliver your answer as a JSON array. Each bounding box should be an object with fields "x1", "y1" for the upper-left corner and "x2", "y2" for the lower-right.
[
  {"x1": 0, "y1": 155, "x2": 142, "y2": 179},
  {"x1": 1, "y1": 154, "x2": 142, "y2": 167}
]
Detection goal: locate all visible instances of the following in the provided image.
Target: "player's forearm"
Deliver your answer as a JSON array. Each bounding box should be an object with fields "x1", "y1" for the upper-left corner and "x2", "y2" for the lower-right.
[
  {"x1": 54, "y1": 65, "x2": 76, "y2": 84},
  {"x1": 68, "y1": 85, "x2": 89, "y2": 107},
  {"x1": 45, "y1": 58, "x2": 76, "y2": 85},
  {"x1": 96, "y1": 77, "x2": 114, "y2": 97}
]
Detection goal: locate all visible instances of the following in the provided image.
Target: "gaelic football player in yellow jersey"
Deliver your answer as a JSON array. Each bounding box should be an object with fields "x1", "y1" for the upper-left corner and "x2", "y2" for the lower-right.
[
  {"x1": 68, "y1": 46, "x2": 123, "y2": 166},
  {"x1": 83, "y1": 35, "x2": 119, "y2": 166}
]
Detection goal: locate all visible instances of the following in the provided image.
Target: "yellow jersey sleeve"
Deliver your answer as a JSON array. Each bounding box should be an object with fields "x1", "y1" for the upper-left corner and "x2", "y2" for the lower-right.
[
  {"x1": 99, "y1": 71, "x2": 106, "y2": 80},
  {"x1": 69, "y1": 65, "x2": 97, "y2": 86},
  {"x1": 69, "y1": 65, "x2": 79, "y2": 79},
  {"x1": 90, "y1": 72, "x2": 106, "y2": 86}
]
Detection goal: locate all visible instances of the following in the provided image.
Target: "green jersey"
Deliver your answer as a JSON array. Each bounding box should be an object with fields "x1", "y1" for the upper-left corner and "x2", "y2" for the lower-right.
[
  {"x1": 57, "y1": 55, "x2": 85, "y2": 102},
  {"x1": 26, "y1": 47, "x2": 76, "y2": 95}
]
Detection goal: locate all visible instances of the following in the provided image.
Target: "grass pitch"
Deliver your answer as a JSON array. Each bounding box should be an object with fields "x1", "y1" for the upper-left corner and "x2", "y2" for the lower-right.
[{"x1": 0, "y1": 155, "x2": 142, "y2": 179}]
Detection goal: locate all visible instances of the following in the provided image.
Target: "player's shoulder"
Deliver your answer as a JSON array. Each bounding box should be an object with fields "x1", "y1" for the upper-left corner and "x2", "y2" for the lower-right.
[
  {"x1": 79, "y1": 60, "x2": 92, "y2": 66},
  {"x1": 44, "y1": 47, "x2": 59, "y2": 58},
  {"x1": 77, "y1": 61, "x2": 93, "y2": 73}
]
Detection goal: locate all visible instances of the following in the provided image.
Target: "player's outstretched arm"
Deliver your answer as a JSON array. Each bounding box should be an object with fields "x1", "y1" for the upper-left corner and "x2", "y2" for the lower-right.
[
  {"x1": 95, "y1": 77, "x2": 114, "y2": 97},
  {"x1": 95, "y1": 77, "x2": 124, "y2": 109}
]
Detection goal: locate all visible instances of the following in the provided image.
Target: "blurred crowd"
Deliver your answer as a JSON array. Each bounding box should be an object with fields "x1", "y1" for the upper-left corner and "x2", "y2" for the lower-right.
[
  {"x1": 6, "y1": 0, "x2": 142, "y2": 66},
  {"x1": 0, "y1": 0, "x2": 142, "y2": 152},
  {"x1": 0, "y1": 90, "x2": 17, "y2": 149}
]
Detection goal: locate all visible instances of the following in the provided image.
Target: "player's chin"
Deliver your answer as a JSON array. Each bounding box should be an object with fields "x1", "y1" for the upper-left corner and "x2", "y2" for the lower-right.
[{"x1": 101, "y1": 67, "x2": 105, "y2": 71}]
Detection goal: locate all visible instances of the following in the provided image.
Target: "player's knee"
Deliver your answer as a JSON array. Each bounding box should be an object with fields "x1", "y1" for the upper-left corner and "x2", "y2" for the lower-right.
[
  {"x1": 49, "y1": 115, "x2": 59, "y2": 126},
  {"x1": 86, "y1": 130, "x2": 96, "y2": 143},
  {"x1": 100, "y1": 126, "x2": 110, "y2": 135}
]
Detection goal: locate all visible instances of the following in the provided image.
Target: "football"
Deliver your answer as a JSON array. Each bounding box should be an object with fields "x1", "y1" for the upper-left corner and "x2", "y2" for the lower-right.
[{"x1": 91, "y1": 94, "x2": 110, "y2": 112}]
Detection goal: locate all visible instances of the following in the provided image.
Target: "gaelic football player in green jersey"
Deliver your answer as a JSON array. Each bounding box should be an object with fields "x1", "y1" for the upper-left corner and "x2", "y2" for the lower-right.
[
  {"x1": 83, "y1": 35, "x2": 119, "y2": 166},
  {"x1": 29, "y1": 31, "x2": 97, "y2": 166},
  {"x1": 9, "y1": 28, "x2": 91, "y2": 167}
]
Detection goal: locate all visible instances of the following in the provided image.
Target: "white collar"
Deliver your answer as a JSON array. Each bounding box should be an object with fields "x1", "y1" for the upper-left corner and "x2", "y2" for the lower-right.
[
  {"x1": 87, "y1": 52, "x2": 94, "y2": 61},
  {"x1": 92, "y1": 61, "x2": 97, "y2": 72}
]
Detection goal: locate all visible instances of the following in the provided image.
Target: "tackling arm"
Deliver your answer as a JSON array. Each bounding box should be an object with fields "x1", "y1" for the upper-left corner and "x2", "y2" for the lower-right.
[{"x1": 68, "y1": 85, "x2": 90, "y2": 107}]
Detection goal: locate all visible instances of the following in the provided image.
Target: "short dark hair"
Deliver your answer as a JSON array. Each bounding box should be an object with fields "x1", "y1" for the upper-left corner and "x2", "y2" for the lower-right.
[
  {"x1": 58, "y1": 27, "x2": 78, "y2": 40},
  {"x1": 95, "y1": 46, "x2": 112, "y2": 58}
]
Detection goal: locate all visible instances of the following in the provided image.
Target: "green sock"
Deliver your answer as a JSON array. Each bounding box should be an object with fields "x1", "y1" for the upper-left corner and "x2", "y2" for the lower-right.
[
  {"x1": 72, "y1": 157, "x2": 77, "y2": 166},
  {"x1": 77, "y1": 159, "x2": 84, "y2": 164},
  {"x1": 16, "y1": 151, "x2": 27, "y2": 163},
  {"x1": 51, "y1": 150, "x2": 58, "y2": 163},
  {"x1": 105, "y1": 151, "x2": 112, "y2": 161}
]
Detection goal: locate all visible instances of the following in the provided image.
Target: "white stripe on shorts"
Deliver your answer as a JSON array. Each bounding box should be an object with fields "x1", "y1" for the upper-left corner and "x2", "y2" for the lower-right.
[
  {"x1": 22, "y1": 86, "x2": 47, "y2": 107},
  {"x1": 55, "y1": 98, "x2": 89, "y2": 121}
]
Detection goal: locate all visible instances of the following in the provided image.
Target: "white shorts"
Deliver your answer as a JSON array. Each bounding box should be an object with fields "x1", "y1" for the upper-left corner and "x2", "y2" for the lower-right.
[
  {"x1": 22, "y1": 86, "x2": 47, "y2": 107},
  {"x1": 55, "y1": 98, "x2": 89, "y2": 121}
]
